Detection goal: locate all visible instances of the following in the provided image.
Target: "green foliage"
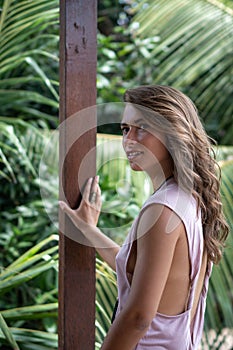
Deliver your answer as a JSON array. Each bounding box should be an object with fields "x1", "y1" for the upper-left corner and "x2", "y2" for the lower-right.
[
  {"x1": 1, "y1": 0, "x2": 232, "y2": 144},
  {"x1": 129, "y1": 0, "x2": 233, "y2": 144},
  {"x1": 97, "y1": 29, "x2": 160, "y2": 108},
  {"x1": 0, "y1": 235, "x2": 58, "y2": 349},
  {"x1": 0, "y1": 313, "x2": 20, "y2": 350},
  {"x1": 0, "y1": 119, "x2": 57, "y2": 267},
  {"x1": 96, "y1": 258, "x2": 117, "y2": 348},
  {"x1": 0, "y1": 118, "x2": 59, "y2": 348},
  {"x1": 97, "y1": 0, "x2": 233, "y2": 144},
  {"x1": 0, "y1": 0, "x2": 59, "y2": 126},
  {"x1": 205, "y1": 158, "x2": 233, "y2": 330}
]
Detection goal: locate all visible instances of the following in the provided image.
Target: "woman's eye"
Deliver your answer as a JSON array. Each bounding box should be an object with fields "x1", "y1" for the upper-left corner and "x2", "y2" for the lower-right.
[
  {"x1": 121, "y1": 127, "x2": 129, "y2": 134},
  {"x1": 139, "y1": 124, "x2": 148, "y2": 131}
]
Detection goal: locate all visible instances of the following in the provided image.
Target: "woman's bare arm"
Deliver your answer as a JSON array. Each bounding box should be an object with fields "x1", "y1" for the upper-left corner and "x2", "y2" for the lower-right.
[
  {"x1": 59, "y1": 176, "x2": 120, "y2": 270},
  {"x1": 77, "y1": 225, "x2": 120, "y2": 271}
]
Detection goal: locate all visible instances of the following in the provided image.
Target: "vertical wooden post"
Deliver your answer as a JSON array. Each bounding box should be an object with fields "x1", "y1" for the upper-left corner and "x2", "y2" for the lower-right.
[{"x1": 59, "y1": 1, "x2": 97, "y2": 349}]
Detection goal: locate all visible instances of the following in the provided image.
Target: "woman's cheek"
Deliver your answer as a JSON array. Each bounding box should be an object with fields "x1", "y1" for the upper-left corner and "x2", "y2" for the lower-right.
[{"x1": 137, "y1": 130, "x2": 149, "y2": 142}]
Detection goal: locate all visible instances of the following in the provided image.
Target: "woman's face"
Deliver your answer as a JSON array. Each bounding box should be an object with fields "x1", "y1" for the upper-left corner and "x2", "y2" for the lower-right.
[{"x1": 121, "y1": 105, "x2": 171, "y2": 175}]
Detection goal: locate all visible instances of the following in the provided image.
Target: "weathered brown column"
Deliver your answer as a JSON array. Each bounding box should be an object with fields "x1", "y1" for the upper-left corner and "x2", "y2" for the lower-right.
[{"x1": 59, "y1": 1, "x2": 97, "y2": 349}]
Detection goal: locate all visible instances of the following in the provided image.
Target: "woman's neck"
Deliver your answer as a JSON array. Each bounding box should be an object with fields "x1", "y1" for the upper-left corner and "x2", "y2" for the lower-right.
[{"x1": 148, "y1": 159, "x2": 174, "y2": 192}]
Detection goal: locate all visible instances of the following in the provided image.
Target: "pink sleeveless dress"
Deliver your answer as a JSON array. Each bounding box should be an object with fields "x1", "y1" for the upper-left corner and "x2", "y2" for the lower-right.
[{"x1": 115, "y1": 178, "x2": 212, "y2": 349}]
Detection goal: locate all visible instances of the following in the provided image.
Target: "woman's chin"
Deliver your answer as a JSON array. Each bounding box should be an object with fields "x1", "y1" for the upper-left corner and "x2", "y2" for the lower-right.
[{"x1": 129, "y1": 162, "x2": 143, "y2": 172}]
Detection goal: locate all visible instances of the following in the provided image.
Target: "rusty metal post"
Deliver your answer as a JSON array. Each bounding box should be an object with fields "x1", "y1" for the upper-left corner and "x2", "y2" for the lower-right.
[{"x1": 59, "y1": 1, "x2": 97, "y2": 349}]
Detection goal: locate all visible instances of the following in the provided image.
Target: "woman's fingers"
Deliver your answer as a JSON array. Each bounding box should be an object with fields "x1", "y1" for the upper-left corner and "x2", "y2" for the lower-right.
[
  {"x1": 96, "y1": 185, "x2": 102, "y2": 206},
  {"x1": 59, "y1": 201, "x2": 73, "y2": 215},
  {"x1": 60, "y1": 176, "x2": 101, "y2": 211},
  {"x1": 84, "y1": 176, "x2": 100, "y2": 205},
  {"x1": 59, "y1": 176, "x2": 101, "y2": 227},
  {"x1": 82, "y1": 177, "x2": 92, "y2": 203}
]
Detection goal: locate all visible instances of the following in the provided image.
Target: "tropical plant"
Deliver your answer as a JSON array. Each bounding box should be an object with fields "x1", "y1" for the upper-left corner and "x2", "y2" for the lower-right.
[
  {"x1": 97, "y1": 0, "x2": 233, "y2": 145},
  {"x1": 1, "y1": 0, "x2": 232, "y2": 145},
  {"x1": 0, "y1": 235, "x2": 58, "y2": 350},
  {"x1": 129, "y1": 0, "x2": 233, "y2": 145},
  {"x1": 0, "y1": 119, "x2": 57, "y2": 265},
  {"x1": 205, "y1": 158, "x2": 233, "y2": 330},
  {"x1": 0, "y1": 0, "x2": 59, "y2": 127},
  {"x1": 95, "y1": 258, "x2": 117, "y2": 349},
  {"x1": 0, "y1": 118, "x2": 59, "y2": 348}
]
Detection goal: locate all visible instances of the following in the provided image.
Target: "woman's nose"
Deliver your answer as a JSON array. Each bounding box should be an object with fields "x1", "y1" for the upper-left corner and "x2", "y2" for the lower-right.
[{"x1": 125, "y1": 127, "x2": 138, "y2": 142}]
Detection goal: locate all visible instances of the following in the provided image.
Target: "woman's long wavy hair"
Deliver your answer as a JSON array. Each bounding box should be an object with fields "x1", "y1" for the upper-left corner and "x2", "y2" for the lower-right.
[{"x1": 124, "y1": 85, "x2": 229, "y2": 264}]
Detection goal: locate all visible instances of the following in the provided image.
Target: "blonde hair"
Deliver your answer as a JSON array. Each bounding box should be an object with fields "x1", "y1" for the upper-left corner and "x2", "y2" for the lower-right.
[{"x1": 124, "y1": 85, "x2": 229, "y2": 264}]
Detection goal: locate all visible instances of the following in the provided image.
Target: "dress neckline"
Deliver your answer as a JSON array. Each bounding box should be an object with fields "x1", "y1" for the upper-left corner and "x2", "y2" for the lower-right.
[{"x1": 152, "y1": 175, "x2": 174, "y2": 195}]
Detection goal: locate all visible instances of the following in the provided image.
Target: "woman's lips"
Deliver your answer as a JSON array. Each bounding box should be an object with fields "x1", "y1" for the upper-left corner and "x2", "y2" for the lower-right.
[{"x1": 126, "y1": 151, "x2": 144, "y2": 160}]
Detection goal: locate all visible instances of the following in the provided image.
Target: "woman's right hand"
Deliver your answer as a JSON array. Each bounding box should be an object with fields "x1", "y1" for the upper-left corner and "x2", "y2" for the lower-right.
[
  {"x1": 59, "y1": 176, "x2": 102, "y2": 231},
  {"x1": 59, "y1": 176, "x2": 120, "y2": 270}
]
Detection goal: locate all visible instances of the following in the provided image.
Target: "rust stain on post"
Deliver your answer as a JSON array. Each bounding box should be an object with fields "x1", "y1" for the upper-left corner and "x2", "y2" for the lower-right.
[{"x1": 59, "y1": 1, "x2": 97, "y2": 349}]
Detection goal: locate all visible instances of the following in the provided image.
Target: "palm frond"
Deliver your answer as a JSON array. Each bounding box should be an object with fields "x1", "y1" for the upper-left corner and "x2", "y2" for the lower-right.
[
  {"x1": 132, "y1": 0, "x2": 233, "y2": 144},
  {"x1": 0, "y1": 0, "x2": 59, "y2": 123},
  {"x1": 96, "y1": 258, "x2": 117, "y2": 344},
  {"x1": 1, "y1": 303, "x2": 58, "y2": 321},
  {"x1": 0, "y1": 327, "x2": 58, "y2": 350},
  {"x1": 205, "y1": 158, "x2": 233, "y2": 330},
  {"x1": 0, "y1": 235, "x2": 58, "y2": 349},
  {"x1": 0, "y1": 313, "x2": 20, "y2": 350}
]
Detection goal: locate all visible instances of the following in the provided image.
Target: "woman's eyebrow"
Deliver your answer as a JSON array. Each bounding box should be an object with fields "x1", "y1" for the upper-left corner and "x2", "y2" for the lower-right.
[
  {"x1": 120, "y1": 118, "x2": 145, "y2": 127},
  {"x1": 120, "y1": 122, "x2": 128, "y2": 127}
]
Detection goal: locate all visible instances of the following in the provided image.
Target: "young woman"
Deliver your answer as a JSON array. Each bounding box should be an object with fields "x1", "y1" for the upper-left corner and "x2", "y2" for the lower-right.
[{"x1": 59, "y1": 85, "x2": 229, "y2": 349}]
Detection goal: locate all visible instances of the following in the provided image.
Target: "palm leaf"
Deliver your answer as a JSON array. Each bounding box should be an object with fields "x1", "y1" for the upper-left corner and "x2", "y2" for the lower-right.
[
  {"x1": 0, "y1": 0, "x2": 59, "y2": 123},
  {"x1": 96, "y1": 258, "x2": 117, "y2": 344},
  {"x1": 0, "y1": 235, "x2": 58, "y2": 349},
  {"x1": 0, "y1": 121, "x2": 37, "y2": 177},
  {"x1": 0, "y1": 327, "x2": 58, "y2": 350},
  {"x1": 205, "y1": 158, "x2": 233, "y2": 330},
  {"x1": 0, "y1": 236, "x2": 58, "y2": 296},
  {"x1": 1, "y1": 303, "x2": 58, "y2": 321},
  {"x1": 132, "y1": 0, "x2": 233, "y2": 144},
  {"x1": 0, "y1": 313, "x2": 20, "y2": 350},
  {"x1": 0, "y1": 117, "x2": 49, "y2": 193}
]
